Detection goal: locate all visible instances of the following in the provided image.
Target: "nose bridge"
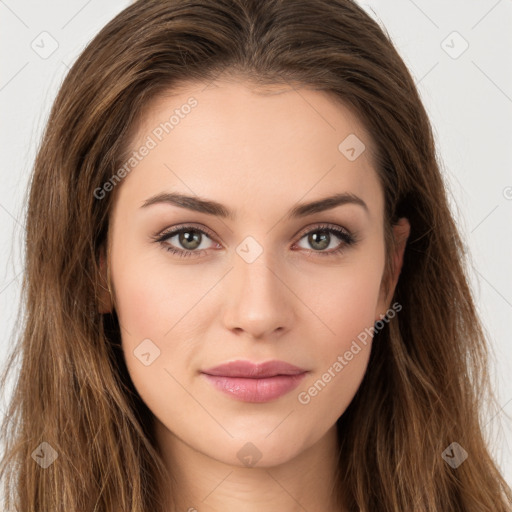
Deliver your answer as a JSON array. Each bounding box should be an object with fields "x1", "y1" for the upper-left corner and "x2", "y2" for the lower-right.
[
  {"x1": 233, "y1": 235, "x2": 283, "y2": 302},
  {"x1": 222, "y1": 234, "x2": 294, "y2": 337}
]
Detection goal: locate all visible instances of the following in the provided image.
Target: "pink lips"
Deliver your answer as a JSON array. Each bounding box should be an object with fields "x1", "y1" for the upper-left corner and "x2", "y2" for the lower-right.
[{"x1": 201, "y1": 360, "x2": 308, "y2": 403}]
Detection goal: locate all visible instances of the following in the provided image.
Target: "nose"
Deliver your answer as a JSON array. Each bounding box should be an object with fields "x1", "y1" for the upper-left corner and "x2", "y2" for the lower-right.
[{"x1": 221, "y1": 246, "x2": 296, "y2": 341}]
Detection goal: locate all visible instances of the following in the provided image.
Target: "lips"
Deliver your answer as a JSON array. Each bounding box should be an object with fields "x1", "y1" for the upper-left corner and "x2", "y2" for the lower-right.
[{"x1": 201, "y1": 360, "x2": 308, "y2": 403}]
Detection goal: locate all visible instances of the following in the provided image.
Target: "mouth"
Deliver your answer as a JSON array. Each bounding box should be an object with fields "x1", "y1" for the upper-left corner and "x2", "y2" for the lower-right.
[{"x1": 201, "y1": 360, "x2": 308, "y2": 403}]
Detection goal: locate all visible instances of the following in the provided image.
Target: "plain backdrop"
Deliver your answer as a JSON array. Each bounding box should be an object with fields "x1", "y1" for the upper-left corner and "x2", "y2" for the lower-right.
[{"x1": 1, "y1": 0, "x2": 511, "y2": 488}]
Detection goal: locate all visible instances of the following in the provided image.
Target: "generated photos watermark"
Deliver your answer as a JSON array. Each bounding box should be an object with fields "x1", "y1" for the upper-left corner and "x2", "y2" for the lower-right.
[
  {"x1": 94, "y1": 96, "x2": 198, "y2": 200},
  {"x1": 297, "y1": 301, "x2": 402, "y2": 405}
]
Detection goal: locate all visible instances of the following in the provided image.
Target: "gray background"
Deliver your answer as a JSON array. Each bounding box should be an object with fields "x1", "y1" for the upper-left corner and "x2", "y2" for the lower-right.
[{"x1": 1, "y1": 0, "x2": 511, "y2": 486}]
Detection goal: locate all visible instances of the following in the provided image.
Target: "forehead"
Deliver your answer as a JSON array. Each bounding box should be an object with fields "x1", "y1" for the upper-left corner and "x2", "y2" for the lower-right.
[
  {"x1": 115, "y1": 78, "x2": 384, "y2": 222},
  {"x1": 136, "y1": 78, "x2": 375, "y2": 154}
]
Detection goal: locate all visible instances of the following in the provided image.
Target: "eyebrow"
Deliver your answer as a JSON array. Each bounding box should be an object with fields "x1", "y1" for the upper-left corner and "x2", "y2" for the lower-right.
[{"x1": 140, "y1": 191, "x2": 369, "y2": 220}]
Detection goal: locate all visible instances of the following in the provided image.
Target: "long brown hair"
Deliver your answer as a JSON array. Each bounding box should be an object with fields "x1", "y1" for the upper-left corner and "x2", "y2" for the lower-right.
[{"x1": 1, "y1": 0, "x2": 510, "y2": 510}]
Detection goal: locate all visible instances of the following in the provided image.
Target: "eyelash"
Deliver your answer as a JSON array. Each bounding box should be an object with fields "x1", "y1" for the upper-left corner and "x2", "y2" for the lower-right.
[{"x1": 151, "y1": 223, "x2": 357, "y2": 259}]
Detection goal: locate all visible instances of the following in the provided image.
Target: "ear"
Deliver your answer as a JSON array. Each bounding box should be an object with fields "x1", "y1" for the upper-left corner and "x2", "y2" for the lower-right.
[
  {"x1": 97, "y1": 245, "x2": 113, "y2": 314},
  {"x1": 375, "y1": 217, "x2": 410, "y2": 321}
]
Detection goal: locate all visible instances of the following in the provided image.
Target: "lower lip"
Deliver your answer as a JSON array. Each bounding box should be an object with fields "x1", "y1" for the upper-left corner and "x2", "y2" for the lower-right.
[{"x1": 202, "y1": 373, "x2": 307, "y2": 403}]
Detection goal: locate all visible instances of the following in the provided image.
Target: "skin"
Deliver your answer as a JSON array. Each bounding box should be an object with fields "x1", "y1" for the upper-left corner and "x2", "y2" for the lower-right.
[{"x1": 99, "y1": 77, "x2": 410, "y2": 512}]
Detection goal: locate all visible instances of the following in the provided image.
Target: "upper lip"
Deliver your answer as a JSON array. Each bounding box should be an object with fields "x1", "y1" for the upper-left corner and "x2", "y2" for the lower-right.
[{"x1": 201, "y1": 360, "x2": 307, "y2": 378}]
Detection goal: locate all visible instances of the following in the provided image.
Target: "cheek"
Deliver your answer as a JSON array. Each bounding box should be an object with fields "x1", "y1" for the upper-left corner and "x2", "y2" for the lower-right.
[
  {"x1": 110, "y1": 257, "x2": 202, "y2": 422},
  {"x1": 294, "y1": 252, "x2": 384, "y2": 411},
  {"x1": 110, "y1": 245, "x2": 208, "y2": 340},
  {"x1": 109, "y1": 246, "x2": 216, "y2": 396},
  {"x1": 294, "y1": 275, "x2": 380, "y2": 428},
  {"x1": 307, "y1": 256, "x2": 384, "y2": 349}
]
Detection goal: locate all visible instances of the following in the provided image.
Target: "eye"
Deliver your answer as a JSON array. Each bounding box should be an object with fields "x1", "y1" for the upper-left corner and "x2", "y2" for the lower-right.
[
  {"x1": 151, "y1": 223, "x2": 358, "y2": 259},
  {"x1": 152, "y1": 225, "x2": 219, "y2": 259},
  {"x1": 293, "y1": 223, "x2": 357, "y2": 257}
]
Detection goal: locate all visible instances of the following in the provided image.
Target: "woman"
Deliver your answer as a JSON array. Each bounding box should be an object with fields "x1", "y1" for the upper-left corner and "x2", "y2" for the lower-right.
[{"x1": 1, "y1": 0, "x2": 510, "y2": 510}]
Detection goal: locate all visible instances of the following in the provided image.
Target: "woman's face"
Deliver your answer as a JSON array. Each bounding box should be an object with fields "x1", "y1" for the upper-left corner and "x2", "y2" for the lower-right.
[{"x1": 104, "y1": 79, "x2": 408, "y2": 468}]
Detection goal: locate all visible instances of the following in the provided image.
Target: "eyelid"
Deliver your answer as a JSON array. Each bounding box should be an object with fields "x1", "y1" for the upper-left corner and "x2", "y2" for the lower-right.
[
  {"x1": 154, "y1": 223, "x2": 219, "y2": 242},
  {"x1": 293, "y1": 222, "x2": 352, "y2": 240}
]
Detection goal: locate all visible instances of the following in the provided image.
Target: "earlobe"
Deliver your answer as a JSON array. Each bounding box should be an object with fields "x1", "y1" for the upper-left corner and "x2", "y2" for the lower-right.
[{"x1": 97, "y1": 245, "x2": 113, "y2": 314}]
